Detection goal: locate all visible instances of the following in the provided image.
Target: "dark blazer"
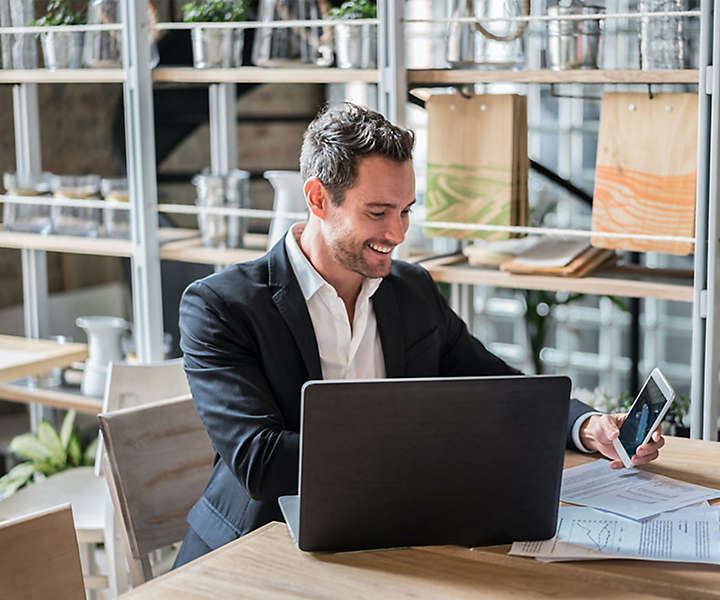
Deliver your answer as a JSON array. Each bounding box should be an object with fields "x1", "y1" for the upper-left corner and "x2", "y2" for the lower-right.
[{"x1": 178, "y1": 240, "x2": 593, "y2": 555}]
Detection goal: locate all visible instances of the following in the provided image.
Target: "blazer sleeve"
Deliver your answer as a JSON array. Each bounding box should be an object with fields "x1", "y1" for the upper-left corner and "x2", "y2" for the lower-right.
[
  {"x1": 420, "y1": 267, "x2": 594, "y2": 448},
  {"x1": 179, "y1": 280, "x2": 299, "y2": 502}
]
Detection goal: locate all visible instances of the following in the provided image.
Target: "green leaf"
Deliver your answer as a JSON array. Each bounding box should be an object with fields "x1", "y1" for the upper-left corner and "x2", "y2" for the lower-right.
[
  {"x1": 9, "y1": 434, "x2": 52, "y2": 462},
  {"x1": 37, "y1": 421, "x2": 67, "y2": 467},
  {"x1": 67, "y1": 433, "x2": 82, "y2": 467},
  {"x1": 0, "y1": 462, "x2": 37, "y2": 497},
  {"x1": 83, "y1": 436, "x2": 99, "y2": 467},
  {"x1": 60, "y1": 410, "x2": 77, "y2": 450}
]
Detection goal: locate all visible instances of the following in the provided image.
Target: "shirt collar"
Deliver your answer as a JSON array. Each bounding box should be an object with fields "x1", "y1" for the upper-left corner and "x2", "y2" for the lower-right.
[{"x1": 285, "y1": 223, "x2": 383, "y2": 302}]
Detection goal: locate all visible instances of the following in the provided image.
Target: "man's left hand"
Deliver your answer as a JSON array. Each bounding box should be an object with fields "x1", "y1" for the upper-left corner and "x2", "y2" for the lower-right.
[{"x1": 579, "y1": 413, "x2": 665, "y2": 469}]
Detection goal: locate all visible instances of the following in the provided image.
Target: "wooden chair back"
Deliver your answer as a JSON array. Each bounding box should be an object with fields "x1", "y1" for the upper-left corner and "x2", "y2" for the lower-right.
[
  {"x1": 95, "y1": 359, "x2": 192, "y2": 474},
  {"x1": 0, "y1": 504, "x2": 85, "y2": 600},
  {"x1": 98, "y1": 395, "x2": 213, "y2": 585},
  {"x1": 103, "y1": 358, "x2": 190, "y2": 412}
]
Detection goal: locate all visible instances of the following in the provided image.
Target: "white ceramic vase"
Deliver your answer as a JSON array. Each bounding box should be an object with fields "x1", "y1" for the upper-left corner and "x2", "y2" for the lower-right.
[
  {"x1": 264, "y1": 170, "x2": 307, "y2": 249},
  {"x1": 76, "y1": 316, "x2": 128, "y2": 397}
]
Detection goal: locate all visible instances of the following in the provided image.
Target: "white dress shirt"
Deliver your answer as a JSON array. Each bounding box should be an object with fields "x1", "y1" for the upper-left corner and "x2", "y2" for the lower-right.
[
  {"x1": 285, "y1": 224, "x2": 596, "y2": 451},
  {"x1": 285, "y1": 225, "x2": 385, "y2": 380}
]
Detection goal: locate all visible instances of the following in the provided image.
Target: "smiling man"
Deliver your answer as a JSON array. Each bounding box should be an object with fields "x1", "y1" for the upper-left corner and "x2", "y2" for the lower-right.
[{"x1": 174, "y1": 103, "x2": 664, "y2": 566}]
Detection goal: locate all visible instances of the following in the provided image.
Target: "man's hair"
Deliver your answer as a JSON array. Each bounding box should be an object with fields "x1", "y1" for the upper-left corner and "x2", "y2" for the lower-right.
[{"x1": 299, "y1": 102, "x2": 415, "y2": 205}]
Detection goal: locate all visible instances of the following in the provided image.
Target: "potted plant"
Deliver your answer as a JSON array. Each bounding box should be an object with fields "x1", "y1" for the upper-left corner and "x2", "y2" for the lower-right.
[
  {"x1": 330, "y1": 0, "x2": 376, "y2": 69},
  {"x1": 34, "y1": 0, "x2": 86, "y2": 70},
  {"x1": 0, "y1": 410, "x2": 97, "y2": 498},
  {"x1": 183, "y1": 0, "x2": 246, "y2": 69}
]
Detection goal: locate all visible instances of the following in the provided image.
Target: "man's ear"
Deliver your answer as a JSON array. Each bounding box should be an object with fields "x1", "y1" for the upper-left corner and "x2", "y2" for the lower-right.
[{"x1": 304, "y1": 177, "x2": 330, "y2": 220}]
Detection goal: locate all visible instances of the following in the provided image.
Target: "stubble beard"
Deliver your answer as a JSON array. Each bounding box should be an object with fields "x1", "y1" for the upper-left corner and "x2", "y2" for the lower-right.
[{"x1": 329, "y1": 232, "x2": 391, "y2": 279}]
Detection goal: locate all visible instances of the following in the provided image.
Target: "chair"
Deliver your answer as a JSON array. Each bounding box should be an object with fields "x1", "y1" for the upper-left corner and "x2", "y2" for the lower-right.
[
  {"x1": 98, "y1": 395, "x2": 214, "y2": 586},
  {"x1": 0, "y1": 504, "x2": 85, "y2": 600},
  {"x1": 0, "y1": 358, "x2": 191, "y2": 599}
]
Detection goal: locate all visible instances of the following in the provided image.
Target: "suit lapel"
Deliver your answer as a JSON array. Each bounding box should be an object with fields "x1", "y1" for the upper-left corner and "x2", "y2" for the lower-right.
[
  {"x1": 267, "y1": 241, "x2": 323, "y2": 381},
  {"x1": 372, "y1": 276, "x2": 405, "y2": 378}
]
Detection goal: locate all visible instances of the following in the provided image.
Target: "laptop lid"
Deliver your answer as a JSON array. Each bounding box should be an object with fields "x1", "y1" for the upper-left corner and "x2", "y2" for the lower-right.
[{"x1": 293, "y1": 375, "x2": 571, "y2": 552}]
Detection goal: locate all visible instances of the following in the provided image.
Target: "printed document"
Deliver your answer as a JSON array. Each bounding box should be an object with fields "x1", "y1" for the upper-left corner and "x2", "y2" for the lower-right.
[
  {"x1": 561, "y1": 459, "x2": 720, "y2": 520},
  {"x1": 510, "y1": 506, "x2": 720, "y2": 564}
]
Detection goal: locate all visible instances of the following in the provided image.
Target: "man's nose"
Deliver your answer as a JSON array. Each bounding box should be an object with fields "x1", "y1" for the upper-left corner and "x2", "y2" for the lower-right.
[{"x1": 385, "y1": 215, "x2": 407, "y2": 245}]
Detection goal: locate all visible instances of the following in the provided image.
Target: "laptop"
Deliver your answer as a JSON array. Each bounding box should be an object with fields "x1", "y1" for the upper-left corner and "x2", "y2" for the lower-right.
[{"x1": 279, "y1": 375, "x2": 571, "y2": 552}]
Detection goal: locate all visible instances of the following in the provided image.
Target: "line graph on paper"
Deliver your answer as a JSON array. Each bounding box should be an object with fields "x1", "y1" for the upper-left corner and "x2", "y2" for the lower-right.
[{"x1": 566, "y1": 519, "x2": 623, "y2": 552}]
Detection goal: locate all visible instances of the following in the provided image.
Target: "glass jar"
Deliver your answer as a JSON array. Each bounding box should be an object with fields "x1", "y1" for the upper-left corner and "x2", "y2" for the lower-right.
[
  {"x1": 252, "y1": 0, "x2": 333, "y2": 67},
  {"x1": 101, "y1": 177, "x2": 130, "y2": 239},
  {"x1": 193, "y1": 173, "x2": 229, "y2": 248},
  {"x1": 447, "y1": 0, "x2": 527, "y2": 69},
  {"x1": 50, "y1": 175, "x2": 102, "y2": 237},
  {"x1": 2, "y1": 172, "x2": 52, "y2": 234}
]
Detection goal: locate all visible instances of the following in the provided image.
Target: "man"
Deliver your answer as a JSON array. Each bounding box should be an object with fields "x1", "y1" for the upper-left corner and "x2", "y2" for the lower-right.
[{"x1": 175, "y1": 103, "x2": 664, "y2": 566}]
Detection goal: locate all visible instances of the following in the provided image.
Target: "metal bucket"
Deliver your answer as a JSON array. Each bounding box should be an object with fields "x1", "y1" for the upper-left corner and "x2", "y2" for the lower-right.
[
  {"x1": 334, "y1": 23, "x2": 376, "y2": 68},
  {"x1": 547, "y1": 4, "x2": 602, "y2": 70},
  {"x1": 191, "y1": 28, "x2": 234, "y2": 69},
  {"x1": 40, "y1": 31, "x2": 84, "y2": 70}
]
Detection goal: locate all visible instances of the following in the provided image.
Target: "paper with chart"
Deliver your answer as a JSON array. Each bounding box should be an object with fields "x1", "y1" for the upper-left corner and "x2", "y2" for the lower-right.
[
  {"x1": 561, "y1": 459, "x2": 720, "y2": 520},
  {"x1": 510, "y1": 506, "x2": 720, "y2": 564}
]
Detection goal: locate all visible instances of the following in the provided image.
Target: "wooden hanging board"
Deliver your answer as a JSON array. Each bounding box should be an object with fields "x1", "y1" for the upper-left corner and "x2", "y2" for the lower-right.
[
  {"x1": 425, "y1": 94, "x2": 528, "y2": 241},
  {"x1": 591, "y1": 92, "x2": 697, "y2": 255}
]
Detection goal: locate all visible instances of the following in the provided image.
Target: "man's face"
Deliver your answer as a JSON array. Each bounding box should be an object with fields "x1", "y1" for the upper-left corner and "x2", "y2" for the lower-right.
[{"x1": 322, "y1": 155, "x2": 415, "y2": 279}]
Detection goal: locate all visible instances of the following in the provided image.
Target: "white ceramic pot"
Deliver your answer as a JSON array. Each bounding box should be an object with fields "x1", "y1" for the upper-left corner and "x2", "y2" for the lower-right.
[
  {"x1": 76, "y1": 316, "x2": 128, "y2": 397},
  {"x1": 264, "y1": 171, "x2": 307, "y2": 249}
]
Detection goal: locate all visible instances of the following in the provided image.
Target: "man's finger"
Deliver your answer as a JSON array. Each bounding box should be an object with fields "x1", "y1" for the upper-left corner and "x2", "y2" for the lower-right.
[
  {"x1": 637, "y1": 435, "x2": 665, "y2": 455},
  {"x1": 632, "y1": 450, "x2": 659, "y2": 465},
  {"x1": 600, "y1": 415, "x2": 620, "y2": 441}
]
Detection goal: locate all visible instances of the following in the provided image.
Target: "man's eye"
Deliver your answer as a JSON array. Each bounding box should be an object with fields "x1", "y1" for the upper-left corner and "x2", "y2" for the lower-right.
[
  {"x1": 370, "y1": 212, "x2": 385, "y2": 218},
  {"x1": 402, "y1": 207, "x2": 413, "y2": 215}
]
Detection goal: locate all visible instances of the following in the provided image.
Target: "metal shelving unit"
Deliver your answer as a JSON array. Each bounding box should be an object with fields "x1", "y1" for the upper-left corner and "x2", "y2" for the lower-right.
[
  {"x1": 398, "y1": 2, "x2": 718, "y2": 440},
  {"x1": 3, "y1": 0, "x2": 718, "y2": 439}
]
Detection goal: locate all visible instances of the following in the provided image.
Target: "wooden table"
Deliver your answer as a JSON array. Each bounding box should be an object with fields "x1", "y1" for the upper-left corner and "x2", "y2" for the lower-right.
[
  {"x1": 121, "y1": 437, "x2": 720, "y2": 599},
  {"x1": 0, "y1": 335, "x2": 87, "y2": 385}
]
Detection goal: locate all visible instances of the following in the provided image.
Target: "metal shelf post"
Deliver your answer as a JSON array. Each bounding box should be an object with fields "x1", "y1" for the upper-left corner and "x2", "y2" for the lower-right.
[
  {"x1": 122, "y1": 0, "x2": 164, "y2": 362},
  {"x1": 701, "y1": 0, "x2": 720, "y2": 440},
  {"x1": 13, "y1": 82, "x2": 49, "y2": 429},
  {"x1": 378, "y1": 0, "x2": 406, "y2": 125},
  {"x1": 691, "y1": 0, "x2": 714, "y2": 439}
]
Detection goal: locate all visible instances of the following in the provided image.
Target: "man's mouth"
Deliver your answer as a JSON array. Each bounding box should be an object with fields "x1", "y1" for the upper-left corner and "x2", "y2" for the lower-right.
[{"x1": 368, "y1": 242, "x2": 393, "y2": 255}]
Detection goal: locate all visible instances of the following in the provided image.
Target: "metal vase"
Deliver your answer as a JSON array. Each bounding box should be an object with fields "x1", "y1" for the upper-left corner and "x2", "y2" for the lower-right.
[
  {"x1": 41, "y1": 31, "x2": 84, "y2": 70},
  {"x1": 6, "y1": 0, "x2": 38, "y2": 68},
  {"x1": 334, "y1": 23, "x2": 377, "y2": 69},
  {"x1": 191, "y1": 27, "x2": 233, "y2": 69}
]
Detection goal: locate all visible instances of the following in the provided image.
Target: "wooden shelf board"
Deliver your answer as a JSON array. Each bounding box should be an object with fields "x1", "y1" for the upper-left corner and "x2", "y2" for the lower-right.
[
  {"x1": 421, "y1": 256, "x2": 693, "y2": 302},
  {"x1": 0, "y1": 69, "x2": 124, "y2": 84},
  {"x1": 408, "y1": 69, "x2": 699, "y2": 86},
  {"x1": 159, "y1": 236, "x2": 267, "y2": 265},
  {"x1": 0, "y1": 227, "x2": 200, "y2": 257},
  {"x1": 152, "y1": 67, "x2": 380, "y2": 84},
  {"x1": 0, "y1": 382, "x2": 101, "y2": 414},
  {"x1": 0, "y1": 335, "x2": 88, "y2": 385}
]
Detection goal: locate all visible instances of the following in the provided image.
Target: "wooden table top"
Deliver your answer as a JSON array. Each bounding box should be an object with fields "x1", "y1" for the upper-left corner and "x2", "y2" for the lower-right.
[
  {"x1": 0, "y1": 335, "x2": 88, "y2": 385},
  {"x1": 121, "y1": 437, "x2": 720, "y2": 600}
]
